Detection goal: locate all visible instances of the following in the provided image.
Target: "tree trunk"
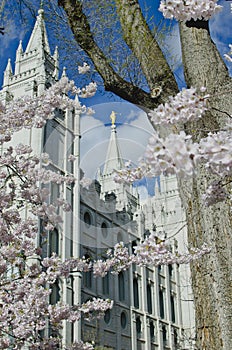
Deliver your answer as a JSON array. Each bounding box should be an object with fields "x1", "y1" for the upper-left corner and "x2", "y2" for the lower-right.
[{"x1": 179, "y1": 21, "x2": 232, "y2": 350}]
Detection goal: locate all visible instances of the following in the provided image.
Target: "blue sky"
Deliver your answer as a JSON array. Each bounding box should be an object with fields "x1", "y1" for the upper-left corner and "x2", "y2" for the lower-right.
[{"x1": 0, "y1": 0, "x2": 231, "y2": 198}]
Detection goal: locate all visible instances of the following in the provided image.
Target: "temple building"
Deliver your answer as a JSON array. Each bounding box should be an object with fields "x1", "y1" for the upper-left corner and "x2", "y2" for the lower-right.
[{"x1": 0, "y1": 8, "x2": 195, "y2": 350}]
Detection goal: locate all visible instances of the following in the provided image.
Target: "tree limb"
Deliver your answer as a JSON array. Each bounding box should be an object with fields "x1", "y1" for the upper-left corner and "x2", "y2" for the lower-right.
[
  {"x1": 58, "y1": 0, "x2": 177, "y2": 110},
  {"x1": 114, "y1": 0, "x2": 178, "y2": 98}
]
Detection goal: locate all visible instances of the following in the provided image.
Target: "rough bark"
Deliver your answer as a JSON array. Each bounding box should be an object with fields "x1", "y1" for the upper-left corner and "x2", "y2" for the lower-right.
[
  {"x1": 179, "y1": 21, "x2": 232, "y2": 350},
  {"x1": 58, "y1": 0, "x2": 178, "y2": 110},
  {"x1": 114, "y1": 0, "x2": 178, "y2": 97}
]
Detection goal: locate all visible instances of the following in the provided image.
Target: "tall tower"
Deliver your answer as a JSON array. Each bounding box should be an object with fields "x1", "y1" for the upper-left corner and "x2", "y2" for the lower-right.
[
  {"x1": 0, "y1": 8, "x2": 82, "y2": 346},
  {"x1": 0, "y1": 8, "x2": 59, "y2": 102},
  {"x1": 98, "y1": 111, "x2": 139, "y2": 213}
]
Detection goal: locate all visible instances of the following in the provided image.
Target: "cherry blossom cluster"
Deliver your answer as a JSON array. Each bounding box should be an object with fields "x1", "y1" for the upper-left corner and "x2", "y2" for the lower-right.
[
  {"x1": 0, "y1": 77, "x2": 81, "y2": 135},
  {"x1": 199, "y1": 131, "x2": 232, "y2": 177},
  {"x1": 93, "y1": 235, "x2": 210, "y2": 277},
  {"x1": 159, "y1": 0, "x2": 222, "y2": 22},
  {"x1": 133, "y1": 234, "x2": 211, "y2": 265},
  {"x1": 149, "y1": 87, "x2": 208, "y2": 125},
  {"x1": 79, "y1": 82, "x2": 97, "y2": 98},
  {"x1": 115, "y1": 131, "x2": 199, "y2": 182},
  {"x1": 78, "y1": 62, "x2": 91, "y2": 74},
  {"x1": 79, "y1": 298, "x2": 113, "y2": 321},
  {"x1": 115, "y1": 84, "x2": 232, "y2": 206}
]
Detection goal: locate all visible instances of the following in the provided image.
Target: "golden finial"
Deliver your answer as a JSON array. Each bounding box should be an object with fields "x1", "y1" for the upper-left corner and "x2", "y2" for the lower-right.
[{"x1": 110, "y1": 111, "x2": 116, "y2": 125}]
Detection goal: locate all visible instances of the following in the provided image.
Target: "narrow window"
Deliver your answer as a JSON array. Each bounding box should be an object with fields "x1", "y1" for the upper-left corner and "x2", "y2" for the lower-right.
[
  {"x1": 120, "y1": 311, "x2": 127, "y2": 329},
  {"x1": 162, "y1": 325, "x2": 167, "y2": 347},
  {"x1": 118, "y1": 271, "x2": 125, "y2": 301},
  {"x1": 101, "y1": 222, "x2": 108, "y2": 237},
  {"x1": 136, "y1": 317, "x2": 142, "y2": 337},
  {"x1": 170, "y1": 294, "x2": 176, "y2": 323},
  {"x1": 83, "y1": 254, "x2": 92, "y2": 289},
  {"x1": 133, "y1": 278, "x2": 139, "y2": 308},
  {"x1": 50, "y1": 280, "x2": 60, "y2": 305},
  {"x1": 49, "y1": 228, "x2": 59, "y2": 256},
  {"x1": 102, "y1": 273, "x2": 109, "y2": 295},
  {"x1": 147, "y1": 283, "x2": 152, "y2": 314},
  {"x1": 84, "y1": 212, "x2": 91, "y2": 227},
  {"x1": 159, "y1": 289, "x2": 164, "y2": 319},
  {"x1": 150, "y1": 321, "x2": 155, "y2": 341}
]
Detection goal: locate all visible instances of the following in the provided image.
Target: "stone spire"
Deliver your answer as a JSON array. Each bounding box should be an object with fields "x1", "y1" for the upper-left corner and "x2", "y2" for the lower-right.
[
  {"x1": 3, "y1": 59, "x2": 13, "y2": 86},
  {"x1": 102, "y1": 112, "x2": 124, "y2": 177},
  {"x1": 25, "y1": 8, "x2": 50, "y2": 54},
  {"x1": 99, "y1": 112, "x2": 139, "y2": 212},
  {"x1": 0, "y1": 7, "x2": 59, "y2": 100},
  {"x1": 53, "y1": 46, "x2": 59, "y2": 80},
  {"x1": 15, "y1": 40, "x2": 23, "y2": 75}
]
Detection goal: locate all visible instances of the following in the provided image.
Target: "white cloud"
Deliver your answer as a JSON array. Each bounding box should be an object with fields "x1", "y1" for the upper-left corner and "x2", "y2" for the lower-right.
[
  {"x1": 0, "y1": 20, "x2": 25, "y2": 57},
  {"x1": 80, "y1": 102, "x2": 154, "y2": 179},
  {"x1": 209, "y1": 1, "x2": 232, "y2": 73}
]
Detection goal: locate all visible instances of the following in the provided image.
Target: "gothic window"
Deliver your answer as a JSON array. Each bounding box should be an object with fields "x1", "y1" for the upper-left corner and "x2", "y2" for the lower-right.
[
  {"x1": 150, "y1": 321, "x2": 155, "y2": 341},
  {"x1": 104, "y1": 309, "x2": 111, "y2": 324},
  {"x1": 49, "y1": 228, "x2": 59, "y2": 256},
  {"x1": 84, "y1": 211, "x2": 91, "y2": 227},
  {"x1": 33, "y1": 80, "x2": 38, "y2": 97},
  {"x1": 147, "y1": 283, "x2": 152, "y2": 314},
  {"x1": 133, "y1": 278, "x2": 139, "y2": 309},
  {"x1": 170, "y1": 294, "x2": 176, "y2": 323},
  {"x1": 174, "y1": 329, "x2": 178, "y2": 349},
  {"x1": 159, "y1": 289, "x2": 165, "y2": 319},
  {"x1": 43, "y1": 119, "x2": 65, "y2": 168},
  {"x1": 120, "y1": 311, "x2": 127, "y2": 329},
  {"x1": 83, "y1": 254, "x2": 92, "y2": 289},
  {"x1": 162, "y1": 325, "x2": 167, "y2": 347},
  {"x1": 136, "y1": 317, "x2": 142, "y2": 337},
  {"x1": 117, "y1": 231, "x2": 123, "y2": 243},
  {"x1": 50, "y1": 182, "x2": 60, "y2": 204},
  {"x1": 168, "y1": 264, "x2": 173, "y2": 278},
  {"x1": 101, "y1": 222, "x2": 108, "y2": 238},
  {"x1": 50, "y1": 280, "x2": 60, "y2": 305},
  {"x1": 118, "y1": 271, "x2": 125, "y2": 301},
  {"x1": 102, "y1": 272, "x2": 109, "y2": 295}
]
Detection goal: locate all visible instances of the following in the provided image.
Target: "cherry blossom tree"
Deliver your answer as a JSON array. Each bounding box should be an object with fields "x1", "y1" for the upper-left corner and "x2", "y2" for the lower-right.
[
  {"x1": 55, "y1": 1, "x2": 232, "y2": 349},
  {"x1": 0, "y1": 0, "x2": 232, "y2": 349}
]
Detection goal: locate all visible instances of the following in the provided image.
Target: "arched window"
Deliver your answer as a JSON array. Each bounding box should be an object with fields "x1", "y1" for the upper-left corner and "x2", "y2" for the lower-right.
[
  {"x1": 101, "y1": 222, "x2": 108, "y2": 237},
  {"x1": 136, "y1": 317, "x2": 142, "y2": 337},
  {"x1": 168, "y1": 264, "x2": 173, "y2": 278},
  {"x1": 104, "y1": 309, "x2": 111, "y2": 324},
  {"x1": 147, "y1": 283, "x2": 152, "y2": 314},
  {"x1": 159, "y1": 289, "x2": 164, "y2": 319},
  {"x1": 162, "y1": 325, "x2": 167, "y2": 347},
  {"x1": 120, "y1": 311, "x2": 127, "y2": 329},
  {"x1": 102, "y1": 272, "x2": 109, "y2": 295},
  {"x1": 133, "y1": 278, "x2": 139, "y2": 308},
  {"x1": 117, "y1": 231, "x2": 123, "y2": 243},
  {"x1": 50, "y1": 280, "x2": 60, "y2": 305},
  {"x1": 83, "y1": 254, "x2": 92, "y2": 289},
  {"x1": 84, "y1": 212, "x2": 91, "y2": 227},
  {"x1": 150, "y1": 321, "x2": 155, "y2": 341},
  {"x1": 174, "y1": 329, "x2": 178, "y2": 349},
  {"x1": 170, "y1": 294, "x2": 176, "y2": 323},
  {"x1": 49, "y1": 228, "x2": 59, "y2": 256},
  {"x1": 118, "y1": 271, "x2": 125, "y2": 301}
]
